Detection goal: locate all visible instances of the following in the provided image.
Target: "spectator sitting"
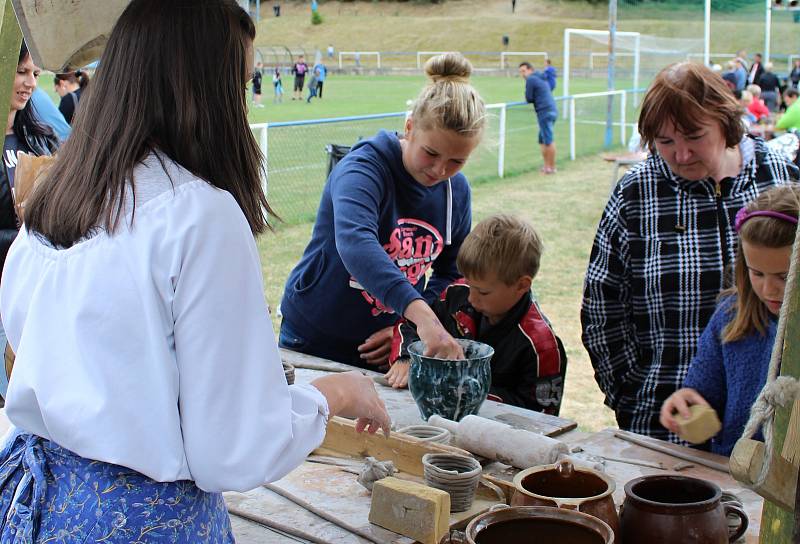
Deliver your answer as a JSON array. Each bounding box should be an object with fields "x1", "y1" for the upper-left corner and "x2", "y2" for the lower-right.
[
  {"x1": 746, "y1": 84, "x2": 770, "y2": 121},
  {"x1": 388, "y1": 214, "x2": 568, "y2": 414},
  {"x1": 738, "y1": 90, "x2": 757, "y2": 130},
  {"x1": 790, "y1": 58, "x2": 800, "y2": 90},
  {"x1": 721, "y1": 61, "x2": 738, "y2": 92},
  {"x1": 776, "y1": 89, "x2": 800, "y2": 132},
  {"x1": 758, "y1": 62, "x2": 781, "y2": 112}
]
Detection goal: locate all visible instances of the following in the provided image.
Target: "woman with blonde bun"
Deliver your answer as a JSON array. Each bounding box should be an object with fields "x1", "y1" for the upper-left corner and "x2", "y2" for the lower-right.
[{"x1": 281, "y1": 52, "x2": 486, "y2": 380}]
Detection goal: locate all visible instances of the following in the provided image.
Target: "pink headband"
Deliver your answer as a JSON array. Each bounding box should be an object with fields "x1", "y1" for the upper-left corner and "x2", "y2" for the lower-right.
[{"x1": 735, "y1": 207, "x2": 799, "y2": 233}]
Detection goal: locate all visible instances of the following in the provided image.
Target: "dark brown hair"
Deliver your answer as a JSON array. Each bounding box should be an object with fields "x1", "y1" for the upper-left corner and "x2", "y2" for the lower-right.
[
  {"x1": 638, "y1": 62, "x2": 744, "y2": 152},
  {"x1": 26, "y1": 0, "x2": 272, "y2": 247},
  {"x1": 54, "y1": 70, "x2": 90, "y2": 90},
  {"x1": 457, "y1": 214, "x2": 542, "y2": 285},
  {"x1": 723, "y1": 184, "x2": 800, "y2": 342}
]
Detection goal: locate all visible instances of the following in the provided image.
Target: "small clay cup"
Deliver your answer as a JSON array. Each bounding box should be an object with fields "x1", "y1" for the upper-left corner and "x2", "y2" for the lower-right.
[
  {"x1": 407, "y1": 339, "x2": 493, "y2": 422},
  {"x1": 282, "y1": 362, "x2": 295, "y2": 385},
  {"x1": 422, "y1": 452, "x2": 482, "y2": 512},
  {"x1": 511, "y1": 458, "x2": 619, "y2": 539},
  {"x1": 620, "y1": 475, "x2": 748, "y2": 543},
  {"x1": 449, "y1": 505, "x2": 614, "y2": 544}
]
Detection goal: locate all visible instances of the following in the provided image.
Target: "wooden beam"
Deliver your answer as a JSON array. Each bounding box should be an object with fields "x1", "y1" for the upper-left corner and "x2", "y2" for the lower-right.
[
  {"x1": 0, "y1": 0, "x2": 23, "y2": 148},
  {"x1": 730, "y1": 438, "x2": 797, "y2": 513},
  {"x1": 760, "y1": 240, "x2": 800, "y2": 542},
  {"x1": 317, "y1": 417, "x2": 472, "y2": 478}
]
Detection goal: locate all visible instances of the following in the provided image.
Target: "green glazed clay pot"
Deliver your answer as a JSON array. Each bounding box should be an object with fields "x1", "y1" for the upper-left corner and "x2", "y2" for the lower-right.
[{"x1": 407, "y1": 339, "x2": 493, "y2": 422}]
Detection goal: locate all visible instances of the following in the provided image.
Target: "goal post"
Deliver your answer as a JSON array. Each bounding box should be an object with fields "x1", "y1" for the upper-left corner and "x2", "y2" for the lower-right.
[
  {"x1": 500, "y1": 51, "x2": 548, "y2": 69},
  {"x1": 563, "y1": 28, "x2": 640, "y2": 118},
  {"x1": 338, "y1": 51, "x2": 381, "y2": 69}
]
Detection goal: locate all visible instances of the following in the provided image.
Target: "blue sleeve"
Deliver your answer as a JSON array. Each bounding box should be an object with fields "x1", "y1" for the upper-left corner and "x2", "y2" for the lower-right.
[
  {"x1": 331, "y1": 160, "x2": 423, "y2": 318},
  {"x1": 423, "y1": 183, "x2": 471, "y2": 302},
  {"x1": 30, "y1": 89, "x2": 71, "y2": 142},
  {"x1": 682, "y1": 302, "x2": 730, "y2": 413},
  {"x1": 525, "y1": 78, "x2": 535, "y2": 103}
]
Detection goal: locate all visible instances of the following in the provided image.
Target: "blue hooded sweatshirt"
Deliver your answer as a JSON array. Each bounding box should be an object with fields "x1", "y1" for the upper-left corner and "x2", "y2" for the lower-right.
[{"x1": 280, "y1": 130, "x2": 471, "y2": 365}]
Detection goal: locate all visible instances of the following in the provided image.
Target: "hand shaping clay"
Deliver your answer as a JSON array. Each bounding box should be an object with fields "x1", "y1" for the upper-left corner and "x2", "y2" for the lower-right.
[{"x1": 677, "y1": 405, "x2": 722, "y2": 444}]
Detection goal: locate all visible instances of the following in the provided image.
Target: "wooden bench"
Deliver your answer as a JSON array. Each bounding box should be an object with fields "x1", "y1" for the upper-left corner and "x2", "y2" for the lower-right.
[{"x1": 603, "y1": 151, "x2": 647, "y2": 187}]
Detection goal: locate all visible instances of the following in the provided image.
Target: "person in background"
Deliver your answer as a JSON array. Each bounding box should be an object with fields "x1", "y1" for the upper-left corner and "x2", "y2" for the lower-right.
[
  {"x1": 0, "y1": 1, "x2": 389, "y2": 540},
  {"x1": 746, "y1": 85, "x2": 769, "y2": 122},
  {"x1": 661, "y1": 185, "x2": 799, "y2": 456},
  {"x1": 519, "y1": 61, "x2": 557, "y2": 174},
  {"x1": 291, "y1": 54, "x2": 308, "y2": 100},
  {"x1": 388, "y1": 214, "x2": 568, "y2": 415},
  {"x1": 776, "y1": 89, "x2": 800, "y2": 132},
  {"x1": 789, "y1": 58, "x2": 800, "y2": 90},
  {"x1": 582, "y1": 62, "x2": 798, "y2": 441},
  {"x1": 758, "y1": 62, "x2": 781, "y2": 112},
  {"x1": 273, "y1": 66, "x2": 283, "y2": 103},
  {"x1": 30, "y1": 88, "x2": 70, "y2": 141},
  {"x1": 280, "y1": 53, "x2": 486, "y2": 369},
  {"x1": 327, "y1": 44, "x2": 334, "y2": 59},
  {"x1": 540, "y1": 58, "x2": 557, "y2": 91},
  {"x1": 314, "y1": 61, "x2": 327, "y2": 99},
  {"x1": 252, "y1": 61, "x2": 264, "y2": 108},
  {"x1": 733, "y1": 58, "x2": 747, "y2": 92},
  {"x1": 53, "y1": 70, "x2": 89, "y2": 125},
  {"x1": 748, "y1": 53, "x2": 764, "y2": 86},
  {"x1": 306, "y1": 67, "x2": 318, "y2": 103}
]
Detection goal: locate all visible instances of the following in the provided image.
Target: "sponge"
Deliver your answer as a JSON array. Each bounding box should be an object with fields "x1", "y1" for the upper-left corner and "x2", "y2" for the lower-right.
[
  {"x1": 369, "y1": 476, "x2": 450, "y2": 544},
  {"x1": 677, "y1": 404, "x2": 722, "y2": 444}
]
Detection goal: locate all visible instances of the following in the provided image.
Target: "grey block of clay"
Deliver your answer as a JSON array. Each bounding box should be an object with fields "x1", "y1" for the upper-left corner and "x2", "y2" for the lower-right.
[
  {"x1": 677, "y1": 404, "x2": 722, "y2": 444},
  {"x1": 369, "y1": 476, "x2": 451, "y2": 544}
]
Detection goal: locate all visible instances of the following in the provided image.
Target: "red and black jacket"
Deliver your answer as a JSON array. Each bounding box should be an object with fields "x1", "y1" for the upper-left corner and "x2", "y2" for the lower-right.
[{"x1": 390, "y1": 282, "x2": 567, "y2": 415}]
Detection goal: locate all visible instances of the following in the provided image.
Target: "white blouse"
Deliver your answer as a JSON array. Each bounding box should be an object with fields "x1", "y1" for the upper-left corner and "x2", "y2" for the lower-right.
[{"x1": 0, "y1": 154, "x2": 329, "y2": 492}]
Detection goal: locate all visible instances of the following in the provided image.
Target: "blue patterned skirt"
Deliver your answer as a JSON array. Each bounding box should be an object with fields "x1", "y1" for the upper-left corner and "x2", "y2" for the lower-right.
[{"x1": 0, "y1": 431, "x2": 234, "y2": 543}]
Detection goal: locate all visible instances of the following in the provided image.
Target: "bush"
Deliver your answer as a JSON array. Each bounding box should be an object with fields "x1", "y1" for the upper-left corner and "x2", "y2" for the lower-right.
[{"x1": 311, "y1": 10, "x2": 323, "y2": 24}]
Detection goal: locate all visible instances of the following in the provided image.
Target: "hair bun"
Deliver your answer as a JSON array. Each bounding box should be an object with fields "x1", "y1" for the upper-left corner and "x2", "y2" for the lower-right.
[{"x1": 425, "y1": 52, "x2": 472, "y2": 84}]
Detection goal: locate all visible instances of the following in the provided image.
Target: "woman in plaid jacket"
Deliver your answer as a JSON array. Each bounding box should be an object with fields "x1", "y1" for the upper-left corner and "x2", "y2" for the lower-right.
[{"x1": 581, "y1": 62, "x2": 799, "y2": 441}]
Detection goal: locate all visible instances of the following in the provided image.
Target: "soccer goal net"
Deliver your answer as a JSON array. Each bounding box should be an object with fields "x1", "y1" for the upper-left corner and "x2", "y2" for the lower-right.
[{"x1": 338, "y1": 51, "x2": 382, "y2": 69}]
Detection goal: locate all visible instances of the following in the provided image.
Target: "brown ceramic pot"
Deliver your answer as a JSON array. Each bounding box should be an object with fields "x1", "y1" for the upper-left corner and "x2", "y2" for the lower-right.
[
  {"x1": 451, "y1": 505, "x2": 614, "y2": 544},
  {"x1": 510, "y1": 459, "x2": 620, "y2": 539},
  {"x1": 620, "y1": 475, "x2": 748, "y2": 543}
]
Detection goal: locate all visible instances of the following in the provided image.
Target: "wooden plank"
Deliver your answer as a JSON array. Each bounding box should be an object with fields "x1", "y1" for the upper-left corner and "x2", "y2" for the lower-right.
[
  {"x1": 730, "y1": 438, "x2": 797, "y2": 513},
  {"x1": 760, "y1": 236, "x2": 800, "y2": 543},
  {"x1": 1, "y1": 0, "x2": 23, "y2": 152},
  {"x1": 319, "y1": 417, "x2": 473, "y2": 477},
  {"x1": 294, "y1": 366, "x2": 577, "y2": 437}
]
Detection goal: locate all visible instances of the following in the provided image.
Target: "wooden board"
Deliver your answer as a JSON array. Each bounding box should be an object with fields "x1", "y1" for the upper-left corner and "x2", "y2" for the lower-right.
[{"x1": 290, "y1": 362, "x2": 577, "y2": 437}]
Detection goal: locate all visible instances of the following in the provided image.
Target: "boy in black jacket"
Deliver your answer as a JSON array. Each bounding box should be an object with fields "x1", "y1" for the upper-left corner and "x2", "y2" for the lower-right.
[{"x1": 387, "y1": 214, "x2": 567, "y2": 415}]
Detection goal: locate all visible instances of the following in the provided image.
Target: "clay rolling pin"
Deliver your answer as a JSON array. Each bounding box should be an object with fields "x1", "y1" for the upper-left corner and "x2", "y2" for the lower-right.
[{"x1": 428, "y1": 415, "x2": 568, "y2": 469}]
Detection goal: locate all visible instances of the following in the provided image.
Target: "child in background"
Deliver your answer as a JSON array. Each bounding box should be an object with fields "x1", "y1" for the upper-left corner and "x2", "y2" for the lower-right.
[
  {"x1": 273, "y1": 67, "x2": 283, "y2": 103},
  {"x1": 387, "y1": 214, "x2": 568, "y2": 415},
  {"x1": 660, "y1": 184, "x2": 800, "y2": 455},
  {"x1": 306, "y1": 68, "x2": 319, "y2": 103},
  {"x1": 747, "y1": 84, "x2": 770, "y2": 121}
]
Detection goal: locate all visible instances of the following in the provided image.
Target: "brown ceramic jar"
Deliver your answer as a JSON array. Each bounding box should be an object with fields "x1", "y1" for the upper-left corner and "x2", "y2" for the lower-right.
[
  {"x1": 620, "y1": 475, "x2": 748, "y2": 543},
  {"x1": 510, "y1": 459, "x2": 620, "y2": 539},
  {"x1": 451, "y1": 505, "x2": 614, "y2": 544}
]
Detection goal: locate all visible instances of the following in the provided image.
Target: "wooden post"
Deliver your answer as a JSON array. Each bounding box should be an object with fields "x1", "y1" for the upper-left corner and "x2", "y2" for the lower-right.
[
  {"x1": 0, "y1": 0, "x2": 23, "y2": 147},
  {"x1": 760, "y1": 242, "x2": 800, "y2": 541}
]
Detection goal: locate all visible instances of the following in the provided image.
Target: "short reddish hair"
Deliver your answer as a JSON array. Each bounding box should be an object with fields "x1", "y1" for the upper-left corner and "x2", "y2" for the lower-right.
[{"x1": 638, "y1": 62, "x2": 744, "y2": 152}]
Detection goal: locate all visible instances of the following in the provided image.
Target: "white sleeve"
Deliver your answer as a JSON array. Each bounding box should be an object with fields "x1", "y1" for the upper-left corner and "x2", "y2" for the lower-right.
[{"x1": 172, "y1": 187, "x2": 328, "y2": 493}]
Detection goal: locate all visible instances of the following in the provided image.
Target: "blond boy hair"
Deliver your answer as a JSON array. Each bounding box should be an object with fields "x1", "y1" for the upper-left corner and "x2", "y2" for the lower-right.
[{"x1": 457, "y1": 214, "x2": 542, "y2": 285}]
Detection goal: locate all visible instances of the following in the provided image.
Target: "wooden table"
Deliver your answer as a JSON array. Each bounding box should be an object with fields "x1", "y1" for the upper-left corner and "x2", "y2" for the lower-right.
[{"x1": 224, "y1": 349, "x2": 762, "y2": 543}]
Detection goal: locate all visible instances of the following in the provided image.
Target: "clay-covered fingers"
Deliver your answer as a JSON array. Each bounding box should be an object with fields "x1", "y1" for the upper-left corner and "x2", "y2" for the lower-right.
[
  {"x1": 339, "y1": 371, "x2": 391, "y2": 437},
  {"x1": 659, "y1": 388, "x2": 708, "y2": 433},
  {"x1": 384, "y1": 361, "x2": 410, "y2": 389},
  {"x1": 423, "y1": 333, "x2": 464, "y2": 360}
]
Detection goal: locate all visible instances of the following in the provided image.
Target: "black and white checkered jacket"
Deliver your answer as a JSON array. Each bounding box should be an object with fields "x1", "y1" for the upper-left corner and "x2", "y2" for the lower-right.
[{"x1": 581, "y1": 136, "x2": 799, "y2": 441}]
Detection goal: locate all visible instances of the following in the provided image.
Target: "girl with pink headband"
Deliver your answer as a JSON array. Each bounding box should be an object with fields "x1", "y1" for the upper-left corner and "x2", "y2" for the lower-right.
[{"x1": 660, "y1": 184, "x2": 800, "y2": 455}]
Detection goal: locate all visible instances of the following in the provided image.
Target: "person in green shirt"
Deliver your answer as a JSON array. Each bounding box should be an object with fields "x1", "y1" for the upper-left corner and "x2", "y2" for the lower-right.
[{"x1": 775, "y1": 89, "x2": 800, "y2": 131}]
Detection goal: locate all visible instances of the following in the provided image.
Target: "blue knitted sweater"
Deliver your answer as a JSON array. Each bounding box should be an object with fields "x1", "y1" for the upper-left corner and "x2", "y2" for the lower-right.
[{"x1": 683, "y1": 295, "x2": 776, "y2": 456}]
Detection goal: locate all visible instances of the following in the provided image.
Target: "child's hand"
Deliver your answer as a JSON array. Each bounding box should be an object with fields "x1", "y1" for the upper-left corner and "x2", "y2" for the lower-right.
[
  {"x1": 385, "y1": 359, "x2": 410, "y2": 389},
  {"x1": 659, "y1": 388, "x2": 711, "y2": 434}
]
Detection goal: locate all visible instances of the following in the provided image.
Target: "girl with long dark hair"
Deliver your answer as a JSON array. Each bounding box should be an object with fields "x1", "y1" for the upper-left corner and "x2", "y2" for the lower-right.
[{"x1": 0, "y1": 1, "x2": 389, "y2": 540}]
